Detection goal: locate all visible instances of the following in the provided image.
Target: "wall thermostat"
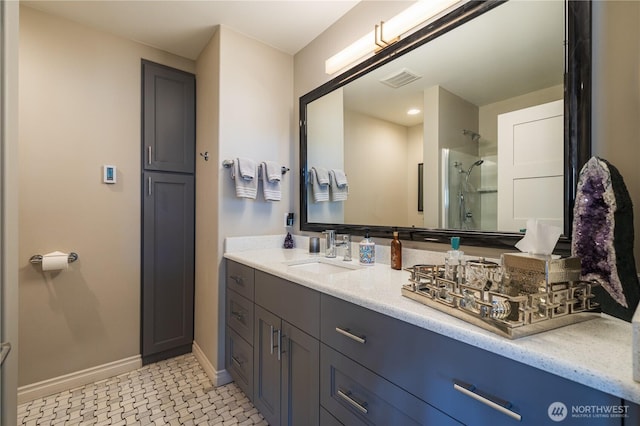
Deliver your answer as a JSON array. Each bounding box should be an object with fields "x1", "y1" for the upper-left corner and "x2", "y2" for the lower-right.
[{"x1": 103, "y1": 165, "x2": 117, "y2": 184}]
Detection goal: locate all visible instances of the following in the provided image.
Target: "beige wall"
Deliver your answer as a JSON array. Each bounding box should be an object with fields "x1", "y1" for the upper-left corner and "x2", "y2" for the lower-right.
[
  {"x1": 407, "y1": 124, "x2": 424, "y2": 227},
  {"x1": 307, "y1": 88, "x2": 345, "y2": 224},
  {"x1": 592, "y1": 0, "x2": 640, "y2": 267},
  {"x1": 205, "y1": 26, "x2": 294, "y2": 371},
  {"x1": 2, "y1": 0, "x2": 20, "y2": 423},
  {"x1": 18, "y1": 6, "x2": 195, "y2": 386},
  {"x1": 194, "y1": 28, "x2": 221, "y2": 377},
  {"x1": 344, "y1": 110, "x2": 409, "y2": 226}
]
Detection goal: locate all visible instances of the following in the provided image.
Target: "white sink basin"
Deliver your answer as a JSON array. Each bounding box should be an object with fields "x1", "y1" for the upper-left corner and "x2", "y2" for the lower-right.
[{"x1": 284, "y1": 258, "x2": 361, "y2": 274}]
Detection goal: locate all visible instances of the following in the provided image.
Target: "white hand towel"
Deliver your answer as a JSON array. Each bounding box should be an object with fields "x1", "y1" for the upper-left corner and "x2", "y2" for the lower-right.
[
  {"x1": 312, "y1": 166, "x2": 329, "y2": 185},
  {"x1": 263, "y1": 161, "x2": 281, "y2": 182},
  {"x1": 231, "y1": 161, "x2": 257, "y2": 199},
  {"x1": 309, "y1": 168, "x2": 329, "y2": 202},
  {"x1": 237, "y1": 157, "x2": 256, "y2": 180},
  {"x1": 261, "y1": 162, "x2": 281, "y2": 201},
  {"x1": 329, "y1": 169, "x2": 348, "y2": 202},
  {"x1": 331, "y1": 169, "x2": 348, "y2": 187}
]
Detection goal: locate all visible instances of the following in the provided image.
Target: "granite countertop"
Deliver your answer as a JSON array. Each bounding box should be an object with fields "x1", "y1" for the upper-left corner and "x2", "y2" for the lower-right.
[{"x1": 224, "y1": 237, "x2": 640, "y2": 405}]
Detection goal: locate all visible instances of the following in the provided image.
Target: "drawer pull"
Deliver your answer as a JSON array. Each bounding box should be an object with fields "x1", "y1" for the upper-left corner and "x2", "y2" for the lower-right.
[
  {"x1": 276, "y1": 329, "x2": 282, "y2": 361},
  {"x1": 231, "y1": 310, "x2": 244, "y2": 321},
  {"x1": 229, "y1": 275, "x2": 244, "y2": 286},
  {"x1": 231, "y1": 356, "x2": 244, "y2": 367},
  {"x1": 270, "y1": 325, "x2": 274, "y2": 355},
  {"x1": 335, "y1": 327, "x2": 366, "y2": 344},
  {"x1": 337, "y1": 388, "x2": 368, "y2": 415},
  {"x1": 453, "y1": 381, "x2": 521, "y2": 421}
]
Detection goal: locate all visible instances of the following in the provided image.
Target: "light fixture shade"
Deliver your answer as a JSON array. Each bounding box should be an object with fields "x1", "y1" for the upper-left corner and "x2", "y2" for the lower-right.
[{"x1": 325, "y1": 0, "x2": 463, "y2": 75}]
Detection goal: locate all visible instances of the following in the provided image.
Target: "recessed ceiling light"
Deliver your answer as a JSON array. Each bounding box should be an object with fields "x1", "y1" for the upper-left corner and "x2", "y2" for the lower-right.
[{"x1": 407, "y1": 108, "x2": 421, "y2": 115}]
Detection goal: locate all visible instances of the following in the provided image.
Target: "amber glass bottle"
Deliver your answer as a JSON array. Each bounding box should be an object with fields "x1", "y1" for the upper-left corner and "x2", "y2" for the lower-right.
[{"x1": 391, "y1": 231, "x2": 402, "y2": 270}]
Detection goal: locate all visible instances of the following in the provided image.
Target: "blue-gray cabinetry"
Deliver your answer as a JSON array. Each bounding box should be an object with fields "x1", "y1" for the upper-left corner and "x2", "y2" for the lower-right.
[
  {"x1": 253, "y1": 271, "x2": 320, "y2": 426},
  {"x1": 321, "y1": 294, "x2": 623, "y2": 425},
  {"x1": 141, "y1": 60, "x2": 195, "y2": 364},
  {"x1": 225, "y1": 261, "x2": 256, "y2": 399},
  {"x1": 225, "y1": 262, "x2": 320, "y2": 426},
  {"x1": 142, "y1": 60, "x2": 195, "y2": 174},
  {"x1": 226, "y1": 261, "x2": 634, "y2": 425},
  {"x1": 141, "y1": 171, "x2": 194, "y2": 362}
]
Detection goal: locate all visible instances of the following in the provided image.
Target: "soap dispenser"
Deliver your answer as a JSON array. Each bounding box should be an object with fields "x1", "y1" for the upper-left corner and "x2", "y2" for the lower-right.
[
  {"x1": 444, "y1": 237, "x2": 464, "y2": 282},
  {"x1": 359, "y1": 230, "x2": 375, "y2": 266}
]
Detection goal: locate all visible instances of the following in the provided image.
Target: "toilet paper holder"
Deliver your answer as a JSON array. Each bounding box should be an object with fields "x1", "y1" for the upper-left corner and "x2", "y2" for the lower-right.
[{"x1": 30, "y1": 252, "x2": 78, "y2": 264}]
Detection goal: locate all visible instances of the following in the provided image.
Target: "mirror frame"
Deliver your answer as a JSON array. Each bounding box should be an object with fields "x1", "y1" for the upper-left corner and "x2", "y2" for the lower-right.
[{"x1": 300, "y1": 0, "x2": 591, "y2": 253}]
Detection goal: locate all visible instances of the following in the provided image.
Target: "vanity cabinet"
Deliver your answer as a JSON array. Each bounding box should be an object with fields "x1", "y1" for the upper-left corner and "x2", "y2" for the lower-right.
[
  {"x1": 321, "y1": 294, "x2": 622, "y2": 425},
  {"x1": 253, "y1": 270, "x2": 321, "y2": 426},
  {"x1": 225, "y1": 259, "x2": 632, "y2": 425},
  {"x1": 225, "y1": 261, "x2": 256, "y2": 400}
]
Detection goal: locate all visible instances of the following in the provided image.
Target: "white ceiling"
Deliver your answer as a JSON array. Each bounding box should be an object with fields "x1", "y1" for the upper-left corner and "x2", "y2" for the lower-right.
[{"x1": 22, "y1": 0, "x2": 361, "y2": 59}]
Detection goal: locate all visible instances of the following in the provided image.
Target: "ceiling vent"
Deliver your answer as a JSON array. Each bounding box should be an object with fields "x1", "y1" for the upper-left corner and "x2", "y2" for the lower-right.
[{"x1": 379, "y1": 68, "x2": 422, "y2": 88}]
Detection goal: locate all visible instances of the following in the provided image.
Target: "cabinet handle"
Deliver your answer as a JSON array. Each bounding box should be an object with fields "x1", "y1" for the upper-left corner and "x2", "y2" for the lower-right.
[
  {"x1": 147, "y1": 146, "x2": 152, "y2": 165},
  {"x1": 337, "y1": 388, "x2": 368, "y2": 415},
  {"x1": 453, "y1": 381, "x2": 521, "y2": 421},
  {"x1": 230, "y1": 275, "x2": 244, "y2": 286},
  {"x1": 276, "y1": 329, "x2": 282, "y2": 361},
  {"x1": 231, "y1": 356, "x2": 243, "y2": 367},
  {"x1": 147, "y1": 177, "x2": 152, "y2": 196},
  {"x1": 269, "y1": 325, "x2": 274, "y2": 355},
  {"x1": 335, "y1": 327, "x2": 366, "y2": 344},
  {"x1": 231, "y1": 310, "x2": 244, "y2": 321}
]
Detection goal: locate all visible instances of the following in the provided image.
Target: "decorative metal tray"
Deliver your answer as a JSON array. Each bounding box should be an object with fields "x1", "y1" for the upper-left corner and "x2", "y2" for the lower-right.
[{"x1": 401, "y1": 253, "x2": 600, "y2": 339}]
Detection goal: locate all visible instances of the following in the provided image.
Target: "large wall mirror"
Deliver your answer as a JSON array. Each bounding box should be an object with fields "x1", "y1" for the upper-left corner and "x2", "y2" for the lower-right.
[{"x1": 300, "y1": 0, "x2": 591, "y2": 250}]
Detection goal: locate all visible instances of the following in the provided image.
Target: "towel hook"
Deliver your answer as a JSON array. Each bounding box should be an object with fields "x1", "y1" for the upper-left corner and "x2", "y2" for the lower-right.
[{"x1": 200, "y1": 152, "x2": 209, "y2": 161}]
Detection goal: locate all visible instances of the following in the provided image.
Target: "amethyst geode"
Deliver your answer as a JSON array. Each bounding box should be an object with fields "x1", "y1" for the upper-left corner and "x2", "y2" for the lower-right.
[{"x1": 572, "y1": 157, "x2": 640, "y2": 321}]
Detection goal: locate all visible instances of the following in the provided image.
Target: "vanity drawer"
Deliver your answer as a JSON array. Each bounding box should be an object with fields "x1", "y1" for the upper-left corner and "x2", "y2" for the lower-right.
[
  {"x1": 226, "y1": 260, "x2": 255, "y2": 301},
  {"x1": 320, "y1": 344, "x2": 460, "y2": 426},
  {"x1": 226, "y1": 289, "x2": 254, "y2": 344},
  {"x1": 321, "y1": 294, "x2": 416, "y2": 383},
  {"x1": 418, "y1": 336, "x2": 623, "y2": 425},
  {"x1": 226, "y1": 326, "x2": 253, "y2": 400},
  {"x1": 321, "y1": 294, "x2": 621, "y2": 425},
  {"x1": 255, "y1": 270, "x2": 320, "y2": 338}
]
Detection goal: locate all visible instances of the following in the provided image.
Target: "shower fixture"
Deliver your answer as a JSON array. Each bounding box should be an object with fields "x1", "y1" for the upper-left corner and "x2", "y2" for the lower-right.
[
  {"x1": 457, "y1": 159, "x2": 484, "y2": 230},
  {"x1": 462, "y1": 129, "x2": 481, "y2": 143},
  {"x1": 465, "y1": 159, "x2": 484, "y2": 184}
]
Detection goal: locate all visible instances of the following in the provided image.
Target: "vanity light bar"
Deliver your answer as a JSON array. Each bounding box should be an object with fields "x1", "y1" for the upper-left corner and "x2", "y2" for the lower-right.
[{"x1": 325, "y1": 0, "x2": 464, "y2": 75}]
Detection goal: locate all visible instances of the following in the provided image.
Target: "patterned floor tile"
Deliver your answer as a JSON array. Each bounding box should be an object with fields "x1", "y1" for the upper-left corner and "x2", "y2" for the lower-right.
[{"x1": 18, "y1": 354, "x2": 268, "y2": 426}]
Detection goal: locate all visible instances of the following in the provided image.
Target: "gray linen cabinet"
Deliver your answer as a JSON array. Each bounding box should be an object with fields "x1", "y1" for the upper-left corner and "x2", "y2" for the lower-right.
[{"x1": 141, "y1": 60, "x2": 195, "y2": 364}]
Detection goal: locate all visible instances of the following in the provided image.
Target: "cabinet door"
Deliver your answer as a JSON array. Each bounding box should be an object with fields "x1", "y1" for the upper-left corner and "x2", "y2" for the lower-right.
[
  {"x1": 142, "y1": 60, "x2": 195, "y2": 173},
  {"x1": 142, "y1": 172, "x2": 194, "y2": 360},
  {"x1": 281, "y1": 321, "x2": 319, "y2": 426},
  {"x1": 254, "y1": 306, "x2": 282, "y2": 426}
]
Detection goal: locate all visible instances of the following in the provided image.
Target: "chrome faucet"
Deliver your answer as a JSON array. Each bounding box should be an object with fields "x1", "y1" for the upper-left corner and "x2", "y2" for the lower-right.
[
  {"x1": 323, "y1": 230, "x2": 337, "y2": 258},
  {"x1": 336, "y1": 234, "x2": 351, "y2": 261}
]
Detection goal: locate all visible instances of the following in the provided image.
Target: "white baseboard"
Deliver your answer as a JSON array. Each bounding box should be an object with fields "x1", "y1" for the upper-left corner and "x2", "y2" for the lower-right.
[
  {"x1": 192, "y1": 341, "x2": 232, "y2": 387},
  {"x1": 18, "y1": 355, "x2": 142, "y2": 404}
]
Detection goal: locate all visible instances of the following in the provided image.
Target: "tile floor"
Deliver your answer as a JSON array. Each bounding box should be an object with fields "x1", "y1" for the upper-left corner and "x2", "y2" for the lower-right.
[{"x1": 18, "y1": 353, "x2": 268, "y2": 425}]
